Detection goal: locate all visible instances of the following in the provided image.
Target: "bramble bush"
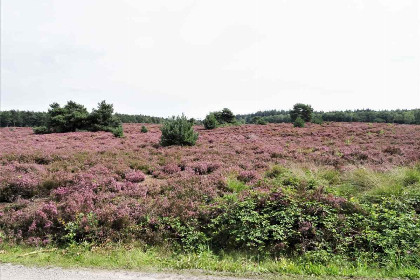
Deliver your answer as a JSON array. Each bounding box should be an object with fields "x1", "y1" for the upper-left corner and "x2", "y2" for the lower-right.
[{"x1": 160, "y1": 114, "x2": 198, "y2": 146}]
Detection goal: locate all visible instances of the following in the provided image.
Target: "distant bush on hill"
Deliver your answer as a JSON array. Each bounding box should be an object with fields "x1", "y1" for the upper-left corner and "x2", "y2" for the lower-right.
[
  {"x1": 203, "y1": 113, "x2": 218, "y2": 129},
  {"x1": 141, "y1": 125, "x2": 148, "y2": 133},
  {"x1": 32, "y1": 100, "x2": 124, "y2": 137},
  {"x1": 290, "y1": 103, "x2": 313, "y2": 122},
  {"x1": 215, "y1": 108, "x2": 236, "y2": 124},
  {"x1": 203, "y1": 108, "x2": 238, "y2": 129},
  {"x1": 160, "y1": 114, "x2": 198, "y2": 146},
  {"x1": 253, "y1": 116, "x2": 268, "y2": 125},
  {"x1": 293, "y1": 116, "x2": 305, "y2": 127}
]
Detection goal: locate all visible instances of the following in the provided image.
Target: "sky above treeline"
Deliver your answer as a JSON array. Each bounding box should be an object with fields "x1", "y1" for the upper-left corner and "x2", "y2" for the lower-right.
[{"x1": 1, "y1": 0, "x2": 419, "y2": 118}]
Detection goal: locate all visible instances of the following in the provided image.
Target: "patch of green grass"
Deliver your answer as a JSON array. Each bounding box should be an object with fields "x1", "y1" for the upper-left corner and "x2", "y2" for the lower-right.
[
  {"x1": 0, "y1": 244, "x2": 419, "y2": 279},
  {"x1": 226, "y1": 177, "x2": 249, "y2": 193}
]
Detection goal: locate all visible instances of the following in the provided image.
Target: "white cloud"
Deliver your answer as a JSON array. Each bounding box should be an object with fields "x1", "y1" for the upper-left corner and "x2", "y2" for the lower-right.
[{"x1": 1, "y1": 0, "x2": 419, "y2": 118}]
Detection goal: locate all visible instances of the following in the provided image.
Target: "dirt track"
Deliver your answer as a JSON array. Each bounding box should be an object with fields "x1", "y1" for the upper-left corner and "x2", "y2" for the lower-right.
[{"x1": 0, "y1": 264, "x2": 255, "y2": 280}]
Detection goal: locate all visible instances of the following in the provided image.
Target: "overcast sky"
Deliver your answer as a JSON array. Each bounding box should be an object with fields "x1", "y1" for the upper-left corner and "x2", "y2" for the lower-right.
[{"x1": 1, "y1": 0, "x2": 419, "y2": 118}]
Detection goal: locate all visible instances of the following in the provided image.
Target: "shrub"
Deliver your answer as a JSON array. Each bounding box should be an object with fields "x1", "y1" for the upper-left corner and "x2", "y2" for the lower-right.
[
  {"x1": 293, "y1": 116, "x2": 305, "y2": 128},
  {"x1": 160, "y1": 114, "x2": 198, "y2": 146},
  {"x1": 125, "y1": 170, "x2": 146, "y2": 182},
  {"x1": 311, "y1": 116, "x2": 323, "y2": 125},
  {"x1": 253, "y1": 116, "x2": 268, "y2": 125},
  {"x1": 87, "y1": 101, "x2": 121, "y2": 132},
  {"x1": 203, "y1": 113, "x2": 218, "y2": 129},
  {"x1": 111, "y1": 126, "x2": 124, "y2": 138},
  {"x1": 290, "y1": 103, "x2": 313, "y2": 122},
  {"x1": 141, "y1": 126, "x2": 148, "y2": 133},
  {"x1": 213, "y1": 108, "x2": 236, "y2": 125},
  {"x1": 33, "y1": 126, "x2": 50, "y2": 134}
]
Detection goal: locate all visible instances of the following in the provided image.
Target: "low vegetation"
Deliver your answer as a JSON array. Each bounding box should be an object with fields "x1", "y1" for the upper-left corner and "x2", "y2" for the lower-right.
[{"x1": 0, "y1": 122, "x2": 419, "y2": 277}]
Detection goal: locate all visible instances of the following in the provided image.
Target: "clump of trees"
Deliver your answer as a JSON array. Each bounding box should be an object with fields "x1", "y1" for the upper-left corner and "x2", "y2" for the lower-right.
[
  {"x1": 290, "y1": 103, "x2": 313, "y2": 123},
  {"x1": 160, "y1": 114, "x2": 198, "y2": 146},
  {"x1": 33, "y1": 101, "x2": 124, "y2": 137},
  {"x1": 203, "y1": 108, "x2": 237, "y2": 129}
]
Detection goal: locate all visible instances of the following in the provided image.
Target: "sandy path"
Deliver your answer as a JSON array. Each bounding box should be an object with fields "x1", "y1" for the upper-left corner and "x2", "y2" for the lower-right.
[{"x1": 0, "y1": 264, "x2": 256, "y2": 280}]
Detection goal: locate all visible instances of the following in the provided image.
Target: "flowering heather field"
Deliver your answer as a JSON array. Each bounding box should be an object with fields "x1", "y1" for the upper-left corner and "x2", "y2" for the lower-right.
[{"x1": 0, "y1": 123, "x2": 419, "y2": 266}]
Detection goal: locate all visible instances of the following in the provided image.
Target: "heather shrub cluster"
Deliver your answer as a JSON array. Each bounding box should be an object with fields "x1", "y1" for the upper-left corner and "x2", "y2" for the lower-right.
[
  {"x1": 33, "y1": 100, "x2": 123, "y2": 137},
  {"x1": 0, "y1": 122, "x2": 419, "y2": 268}
]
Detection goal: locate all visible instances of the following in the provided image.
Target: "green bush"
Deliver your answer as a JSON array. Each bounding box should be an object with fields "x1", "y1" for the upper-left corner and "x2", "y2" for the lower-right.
[
  {"x1": 203, "y1": 113, "x2": 218, "y2": 129},
  {"x1": 33, "y1": 126, "x2": 50, "y2": 134},
  {"x1": 205, "y1": 173, "x2": 420, "y2": 265},
  {"x1": 110, "y1": 126, "x2": 124, "y2": 138},
  {"x1": 87, "y1": 101, "x2": 121, "y2": 132},
  {"x1": 293, "y1": 116, "x2": 305, "y2": 128},
  {"x1": 160, "y1": 114, "x2": 198, "y2": 146},
  {"x1": 141, "y1": 125, "x2": 148, "y2": 133},
  {"x1": 213, "y1": 108, "x2": 236, "y2": 125},
  {"x1": 312, "y1": 116, "x2": 323, "y2": 125},
  {"x1": 253, "y1": 116, "x2": 268, "y2": 125},
  {"x1": 290, "y1": 103, "x2": 313, "y2": 122}
]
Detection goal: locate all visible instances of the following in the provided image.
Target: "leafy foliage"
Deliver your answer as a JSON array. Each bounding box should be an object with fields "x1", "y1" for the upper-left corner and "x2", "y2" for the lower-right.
[
  {"x1": 203, "y1": 113, "x2": 218, "y2": 129},
  {"x1": 311, "y1": 115, "x2": 324, "y2": 125},
  {"x1": 33, "y1": 126, "x2": 50, "y2": 134},
  {"x1": 213, "y1": 108, "x2": 236, "y2": 125},
  {"x1": 253, "y1": 116, "x2": 268, "y2": 125},
  {"x1": 290, "y1": 103, "x2": 313, "y2": 122},
  {"x1": 141, "y1": 126, "x2": 148, "y2": 133},
  {"x1": 32, "y1": 101, "x2": 123, "y2": 137},
  {"x1": 160, "y1": 114, "x2": 198, "y2": 146},
  {"x1": 87, "y1": 101, "x2": 121, "y2": 132},
  {"x1": 293, "y1": 116, "x2": 305, "y2": 127},
  {"x1": 47, "y1": 101, "x2": 89, "y2": 133}
]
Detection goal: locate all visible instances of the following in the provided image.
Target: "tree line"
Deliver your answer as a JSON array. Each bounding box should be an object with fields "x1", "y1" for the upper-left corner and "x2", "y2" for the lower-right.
[
  {"x1": 237, "y1": 108, "x2": 420, "y2": 125},
  {"x1": 0, "y1": 109, "x2": 163, "y2": 128},
  {"x1": 1, "y1": 105, "x2": 419, "y2": 128}
]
